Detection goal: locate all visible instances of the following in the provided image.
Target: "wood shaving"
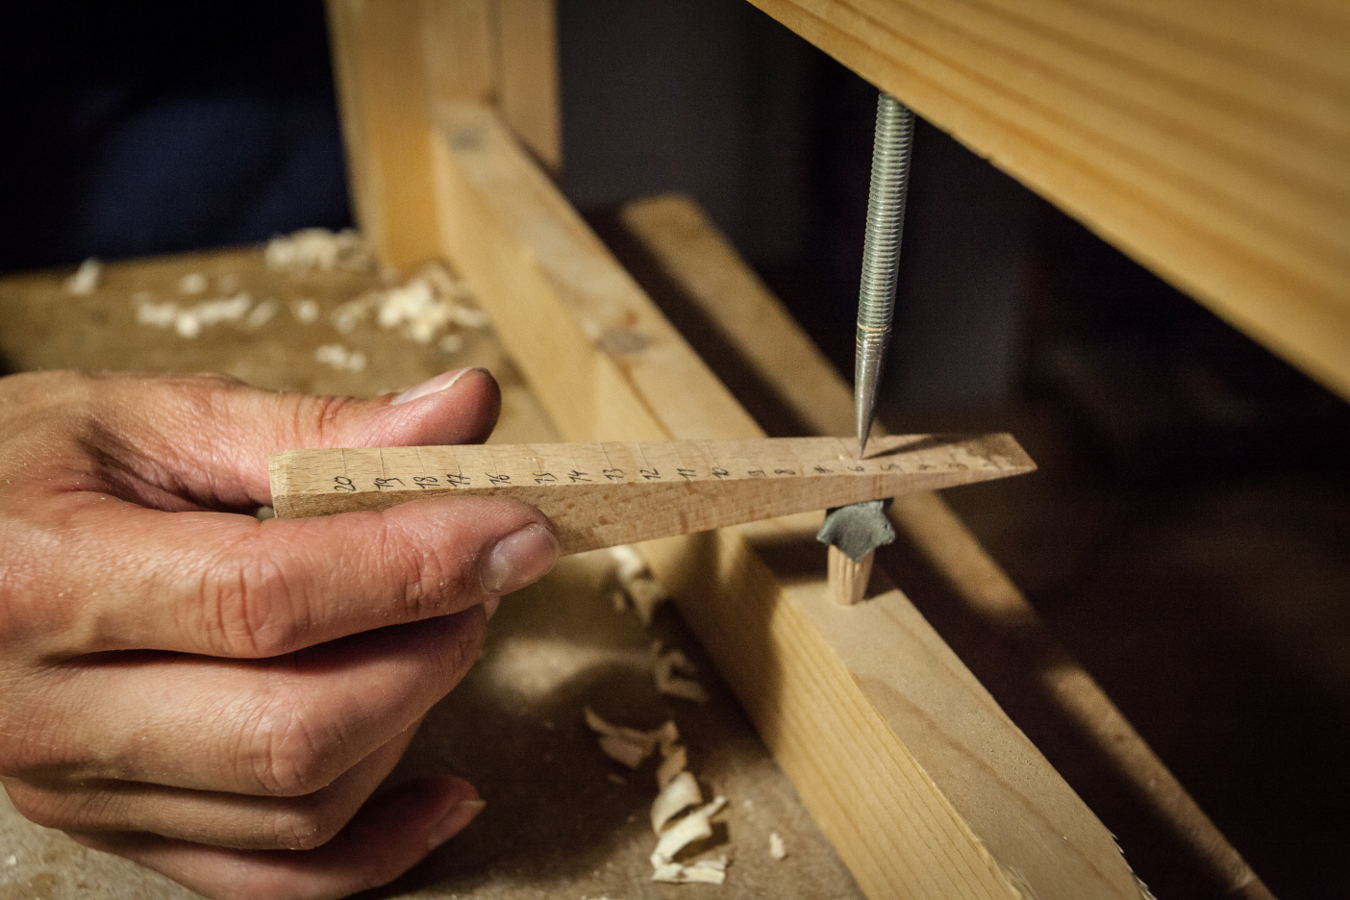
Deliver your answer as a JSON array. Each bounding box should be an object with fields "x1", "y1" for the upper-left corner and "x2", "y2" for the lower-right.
[
  {"x1": 136, "y1": 293, "x2": 254, "y2": 338},
  {"x1": 652, "y1": 643, "x2": 709, "y2": 703},
  {"x1": 598, "y1": 734, "x2": 649, "y2": 769},
  {"x1": 656, "y1": 745, "x2": 687, "y2": 788},
  {"x1": 650, "y1": 796, "x2": 726, "y2": 869},
  {"x1": 331, "y1": 295, "x2": 372, "y2": 333},
  {"x1": 654, "y1": 855, "x2": 729, "y2": 884},
  {"x1": 291, "y1": 298, "x2": 320, "y2": 323},
  {"x1": 609, "y1": 545, "x2": 647, "y2": 581},
  {"x1": 651, "y1": 771, "x2": 701, "y2": 833},
  {"x1": 64, "y1": 258, "x2": 102, "y2": 295},
  {"x1": 315, "y1": 344, "x2": 367, "y2": 372},
  {"x1": 583, "y1": 708, "x2": 672, "y2": 769},
  {"x1": 177, "y1": 272, "x2": 208, "y2": 295},
  {"x1": 607, "y1": 547, "x2": 669, "y2": 625},
  {"x1": 265, "y1": 227, "x2": 373, "y2": 273},
  {"x1": 245, "y1": 298, "x2": 277, "y2": 329},
  {"x1": 769, "y1": 832, "x2": 787, "y2": 860}
]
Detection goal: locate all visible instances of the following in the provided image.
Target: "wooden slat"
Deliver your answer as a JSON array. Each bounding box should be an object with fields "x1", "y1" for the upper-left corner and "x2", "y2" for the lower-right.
[
  {"x1": 616, "y1": 192, "x2": 1275, "y2": 900},
  {"x1": 428, "y1": 100, "x2": 1145, "y2": 900},
  {"x1": 744, "y1": 0, "x2": 1350, "y2": 402},
  {"x1": 325, "y1": 0, "x2": 560, "y2": 269}
]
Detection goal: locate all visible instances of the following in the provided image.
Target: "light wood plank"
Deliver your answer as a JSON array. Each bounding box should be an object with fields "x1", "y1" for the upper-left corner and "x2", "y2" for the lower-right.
[
  {"x1": 495, "y1": 0, "x2": 562, "y2": 171},
  {"x1": 617, "y1": 191, "x2": 1275, "y2": 900},
  {"x1": 743, "y1": 0, "x2": 1350, "y2": 402},
  {"x1": 270, "y1": 434, "x2": 1034, "y2": 551},
  {"x1": 325, "y1": 0, "x2": 560, "y2": 269},
  {"x1": 326, "y1": 0, "x2": 443, "y2": 268},
  {"x1": 428, "y1": 101, "x2": 1145, "y2": 900}
]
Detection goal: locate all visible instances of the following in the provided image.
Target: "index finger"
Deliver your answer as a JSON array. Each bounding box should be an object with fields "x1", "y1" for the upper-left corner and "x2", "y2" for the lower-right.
[{"x1": 37, "y1": 493, "x2": 558, "y2": 658}]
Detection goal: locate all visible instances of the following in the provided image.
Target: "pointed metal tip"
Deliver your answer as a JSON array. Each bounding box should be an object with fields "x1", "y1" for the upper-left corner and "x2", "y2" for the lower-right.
[{"x1": 857, "y1": 433, "x2": 867, "y2": 459}]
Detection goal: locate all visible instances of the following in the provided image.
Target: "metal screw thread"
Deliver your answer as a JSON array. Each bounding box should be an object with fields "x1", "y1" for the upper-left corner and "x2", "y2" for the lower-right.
[{"x1": 855, "y1": 92, "x2": 915, "y2": 457}]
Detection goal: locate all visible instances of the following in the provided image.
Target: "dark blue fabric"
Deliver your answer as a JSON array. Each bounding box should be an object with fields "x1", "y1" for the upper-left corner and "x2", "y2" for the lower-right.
[{"x1": 0, "y1": 1, "x2": 352, "y2": 272}]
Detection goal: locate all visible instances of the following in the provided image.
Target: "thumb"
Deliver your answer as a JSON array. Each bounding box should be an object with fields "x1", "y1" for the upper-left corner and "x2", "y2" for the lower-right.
[{"x1": 85, "y1": 369, "x2": 501, "y2": 509}]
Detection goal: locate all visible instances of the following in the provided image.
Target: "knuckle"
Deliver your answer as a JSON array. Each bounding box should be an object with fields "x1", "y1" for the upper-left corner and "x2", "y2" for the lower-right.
[
  {"x1": 262, "y1": 800, "x2": 344, "y2": 851},
  {"x1": 378, "y1": 520, "x2": 478, "y2": 620},
  {"x1": 241, "y1": 693, "x2": 342, "y2": 797},
  {"x1": 201, "y1": 548, "x2": 302, "y2": 659},
  {"x1": 4, "y1": 782, "x2": 94, "y2": 831},
  {"x1": 290, "y1": 393, "x2": 361, "y2": 447}
]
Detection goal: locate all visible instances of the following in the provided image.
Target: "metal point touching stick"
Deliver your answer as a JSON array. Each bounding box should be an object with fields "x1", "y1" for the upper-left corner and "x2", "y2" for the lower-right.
[{"x1": 855, "y1": 92, "x2": 915, "y2": 458}]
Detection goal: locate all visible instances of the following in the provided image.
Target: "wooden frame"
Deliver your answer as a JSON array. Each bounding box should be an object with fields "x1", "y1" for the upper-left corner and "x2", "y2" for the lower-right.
[{"x1": 323, "y1": 4, "x2": 1279, "y2": 898}]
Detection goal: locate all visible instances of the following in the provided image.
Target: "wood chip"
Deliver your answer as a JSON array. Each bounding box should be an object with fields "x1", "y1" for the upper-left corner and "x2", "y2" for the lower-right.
[
  {"x1": 650, "y1": 796, "x2": 726, "y2": 868},
  {"x1": 64, "y1": 258, "x2": 101, "y2": 295},
  {"x1": 656, "y1": 745, "x2": 687, "y2": 788},
  {"x1": 583, "y1": 708, "x2": 672, "y2": 769},
  {"x1": 651, "y1": 771, "x2": 702, "y2": 834},
  {"x1": 770, "y1": 832, "x2": 787, "y2": 860}
]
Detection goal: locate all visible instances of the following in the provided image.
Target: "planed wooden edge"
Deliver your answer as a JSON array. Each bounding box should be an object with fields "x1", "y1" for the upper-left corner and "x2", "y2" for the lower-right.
[
  {"x1": 742, "y1": 0, "x2": 1350, "y2": 403},
  {"x1": 616, "y1": 191, "x2": 1275, "y2": 900},
  {"x1": 428, "y1": 101, "x2": 1144, "y2": 900},
  {"x1": 325, "y1": 0, "x2": 444, "y2": 268},
  {"x1": 325, "y1": 0, "x2": 560, "y2": 270},
  {"x1": 495, "y1": 0, "x2": 562, "y2": 172}
]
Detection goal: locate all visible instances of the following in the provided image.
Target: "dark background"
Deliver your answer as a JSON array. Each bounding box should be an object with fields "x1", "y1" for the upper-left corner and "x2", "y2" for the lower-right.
[{"x1": 1, "y1": 1, "x2": 1347, "y2": 897}]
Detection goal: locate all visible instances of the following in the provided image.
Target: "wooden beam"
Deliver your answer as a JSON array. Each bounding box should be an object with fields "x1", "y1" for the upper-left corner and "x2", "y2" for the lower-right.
[
  {"x1": 743, "y1": 0, "x2": 1350, "y2": 403},
  {"x1": 615, "y1": 192, "x2": 1275, "y2": 900},
  {"x1": 428, "y1": 101, "x2": 1145, "y2": 900},
  {"x1": 325, "y1": 0, "x2": 560, "y2": 269}
]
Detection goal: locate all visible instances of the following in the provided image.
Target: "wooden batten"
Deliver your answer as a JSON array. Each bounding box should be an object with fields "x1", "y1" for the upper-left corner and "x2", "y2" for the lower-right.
[
  {"x1": 744, "y1": 0, "x2": 1350, "y2": 402},
  {"x1": 427, "y1": 102, "x2": 1145, "y2": 900}
]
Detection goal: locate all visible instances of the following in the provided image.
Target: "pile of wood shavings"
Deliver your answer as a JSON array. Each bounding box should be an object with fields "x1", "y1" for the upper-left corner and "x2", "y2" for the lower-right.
[
  {"x1": 331, "y1": 261, "x2": 486, "y2": 349},
  {"x1": 264, "y1": 227, "x2": 374, "y2": 273},
  {"x1": 583, "y1": 709, "x2": 729, "y2": 884},
  {"x1": 136, "y1": 290, "x2": 276, "y2": 338},
  {"x1": 581, "y1": 551, "x2": 740, "y2": 885}
]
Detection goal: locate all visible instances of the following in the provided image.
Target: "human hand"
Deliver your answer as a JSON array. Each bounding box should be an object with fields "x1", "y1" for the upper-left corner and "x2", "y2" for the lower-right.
[{"x1": 0, "y1": 368, "x2": 560, "y2": 900}]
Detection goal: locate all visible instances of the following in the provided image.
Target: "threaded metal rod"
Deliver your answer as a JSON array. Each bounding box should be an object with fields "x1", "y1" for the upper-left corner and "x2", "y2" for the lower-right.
[{"x1": 855, "y1": 92, "x2": 915, "y2": 458}]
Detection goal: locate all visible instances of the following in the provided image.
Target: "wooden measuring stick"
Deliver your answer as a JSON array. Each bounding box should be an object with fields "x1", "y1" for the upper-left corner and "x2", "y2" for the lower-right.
[{"x1": 269, "y1": 433, "x2": 1033, "y2": 555}]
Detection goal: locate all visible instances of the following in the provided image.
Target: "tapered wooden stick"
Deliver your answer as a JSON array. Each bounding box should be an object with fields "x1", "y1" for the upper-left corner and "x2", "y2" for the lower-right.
[
  {"x1": 270, "y1": 433, "x2": 1033, "y2": 554},
  {"x1": 828, "y1": 546, "x2": 874, "y2": 606}
]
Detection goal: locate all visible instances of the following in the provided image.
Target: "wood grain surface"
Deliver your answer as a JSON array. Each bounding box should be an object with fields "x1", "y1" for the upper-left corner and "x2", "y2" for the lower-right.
[
  {"x1": 744, "y1": 0, "x2": 1350, "y2": 403},
  {"x1": 270, "y1": 433, "x2": 1035, "y2": 552}
]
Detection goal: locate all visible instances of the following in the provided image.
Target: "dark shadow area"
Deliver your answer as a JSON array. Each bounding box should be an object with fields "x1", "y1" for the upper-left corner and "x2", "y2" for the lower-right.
[{"x1": 0, "y1": 1, "x2": 351, "y2": 273}]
